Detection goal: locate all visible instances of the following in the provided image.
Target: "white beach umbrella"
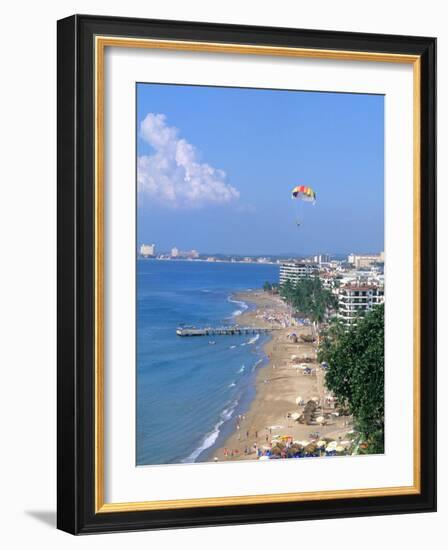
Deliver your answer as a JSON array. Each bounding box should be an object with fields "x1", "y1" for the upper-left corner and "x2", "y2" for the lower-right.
[
  {"x1": 290, "y1": 412, "x2": 301, "y2": 421},
  {"x1": 298, "y1": 440, "x2": 309, "y2": 447},
  {"x1": 316, "y1": 416, "x2": 325, "y2": 424},
  {"x1": 316, "y1": 440, "x2": 327, "y2": 448},
  {"x1": 295, "y1": 396, "x2": 303, "y2": 405},
  {"x1": 326, "y1": 441, "x2": 338, "y2": 451},
  {"x1": 336, "y1": 445, "x2": 346, "y2": 453}
]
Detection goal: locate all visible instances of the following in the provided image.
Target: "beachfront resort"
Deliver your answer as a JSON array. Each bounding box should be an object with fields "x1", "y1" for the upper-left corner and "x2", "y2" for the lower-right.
[
  {"x1": 136, "y1": 249, "x2": 385, "y2": 465},
  {"x1": 209, "y1": 253, "x2": 385, "y2": 463}
]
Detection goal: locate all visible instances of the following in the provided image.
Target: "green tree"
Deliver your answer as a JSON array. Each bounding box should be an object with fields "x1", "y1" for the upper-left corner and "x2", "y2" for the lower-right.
[
  {"x1": 280, "y1": 277, "x2": 337, "y2": 329},
  {"x1": 279, "y1": 279, "x2": 295, "y2": 305},
  {"x1": 263, "y1": 281, "x2": 272, "y2": 292},
  {"x1": 318, "y1": 305, "x2": 384, "y2": 453}
]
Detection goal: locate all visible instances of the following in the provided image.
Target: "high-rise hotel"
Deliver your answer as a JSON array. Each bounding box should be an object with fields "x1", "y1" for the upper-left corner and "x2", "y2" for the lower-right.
[
  {"x1": 338, "y1": 285, "x2": 384, "y2": 328},
  {"x1": 139, "y1": 243, "x2": 156, "y2": 257},
  {"x1": 279, "y1": 262, "x2": 318, "y2": 285}
]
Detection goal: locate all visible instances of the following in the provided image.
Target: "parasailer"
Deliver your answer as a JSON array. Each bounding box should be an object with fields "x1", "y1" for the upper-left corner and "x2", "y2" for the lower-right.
[{"x1": 291, "y1": 185, "x2": 316, "y2": 226}]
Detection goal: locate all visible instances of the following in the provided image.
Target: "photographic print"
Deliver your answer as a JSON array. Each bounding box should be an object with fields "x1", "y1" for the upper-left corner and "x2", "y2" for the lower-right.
[{"x1": 136, "y1": 83, "x2": 385, "y2": 466}]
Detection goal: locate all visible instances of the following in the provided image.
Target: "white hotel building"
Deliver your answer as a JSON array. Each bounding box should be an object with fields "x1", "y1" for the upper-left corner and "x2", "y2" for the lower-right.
[
  {"x1": 279, "y1": 262, "x2": 318, "y2": 285},
  {"x1": 139, "y1": 243, "x2": 155, "y2": 257},
  {"x1": 338, "y1": 284, "x2": 384, "y2": 328}
]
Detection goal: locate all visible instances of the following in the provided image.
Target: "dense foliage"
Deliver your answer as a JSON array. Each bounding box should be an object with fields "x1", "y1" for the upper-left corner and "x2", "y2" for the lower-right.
[
  {"x1": 318, "y1": 305, "x2": 385, "y2": 453},
  {"x1": 279, "y1": 277, "x2": 337, "y2": 323}
]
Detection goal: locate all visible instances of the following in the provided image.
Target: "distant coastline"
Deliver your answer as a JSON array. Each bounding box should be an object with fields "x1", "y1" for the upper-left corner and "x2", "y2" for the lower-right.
[{"x1": 138, "y1": 256, "x2": 280, "y2": 265}]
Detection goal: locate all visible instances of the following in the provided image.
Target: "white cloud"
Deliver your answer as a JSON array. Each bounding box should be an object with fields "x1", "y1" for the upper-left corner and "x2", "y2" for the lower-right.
[{"x1": 137, "y1": 113, "x2": 240, "y2": 208}]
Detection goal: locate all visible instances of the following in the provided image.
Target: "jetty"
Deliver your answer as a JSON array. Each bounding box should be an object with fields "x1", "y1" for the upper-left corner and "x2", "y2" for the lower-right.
[{"x1": 176, "y1": 325, "x2": 274, "y2": 337}]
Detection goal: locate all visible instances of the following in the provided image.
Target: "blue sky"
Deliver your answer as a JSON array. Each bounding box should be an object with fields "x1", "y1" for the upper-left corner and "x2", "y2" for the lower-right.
[{"x1": 137, "y1": 83, "x2": 384, "y2": 256}]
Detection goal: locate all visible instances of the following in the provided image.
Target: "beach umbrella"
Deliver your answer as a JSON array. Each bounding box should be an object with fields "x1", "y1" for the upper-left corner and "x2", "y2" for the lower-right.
[
  {"x1": 336, "y1": 445, "x2": 346, "y2": 453},
  {"x1": 304, "y1": 401, "x2": 317, "y2": 413},
  {"x1": 258, "y1": 455, "x2": 270, "y2": 461},
  {"x1": 298, "y1": 440, "x2": 309, "y2": 447},
  {"x1": 287, "y1": 446, "x2": 299, "y2": 457},
  {"x1": 304, "y1": 443, "x2": 317, "y2": 455},
  {"x1": 326, "y1": 441, "x2": 338, "y2": 452},
  {"x1": 295, "y1": 396, "x2": 303, "y2": 405},
  {"x1": 290, "y1": 412, "x2": 301, "y2": 421},
  {"x1": 316, "y1": 440, "x2": 327, "y2": 448},
  {"x1": 316, "y1": 416, "x2": 325, "y2": 424}
]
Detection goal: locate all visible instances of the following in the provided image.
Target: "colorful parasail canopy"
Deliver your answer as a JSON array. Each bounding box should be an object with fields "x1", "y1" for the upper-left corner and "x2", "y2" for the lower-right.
[{"x1": 291, "y1": 185, "x2": 316, "y2": 203}]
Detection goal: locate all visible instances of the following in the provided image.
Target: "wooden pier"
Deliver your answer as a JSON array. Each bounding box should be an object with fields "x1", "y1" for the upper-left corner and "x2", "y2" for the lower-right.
[{"x1": 176, "y1": 325, "x2": 274, "y2": 337}]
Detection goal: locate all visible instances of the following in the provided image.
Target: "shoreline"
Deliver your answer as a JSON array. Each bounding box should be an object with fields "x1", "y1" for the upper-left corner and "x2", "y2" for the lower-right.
[{"x1": 203, "y1": 289, "x2": 354, "y2": 462}]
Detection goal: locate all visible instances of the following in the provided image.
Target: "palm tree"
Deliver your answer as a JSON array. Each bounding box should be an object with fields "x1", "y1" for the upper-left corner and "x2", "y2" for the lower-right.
[{"x1": 263, "y1": 281, "x2": 272, "y2": 293}]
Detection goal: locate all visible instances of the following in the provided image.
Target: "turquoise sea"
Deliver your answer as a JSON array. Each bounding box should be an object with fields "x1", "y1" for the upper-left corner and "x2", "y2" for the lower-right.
[{"x1": 136, "y1": 259, "x2": 279, "y2": 465}]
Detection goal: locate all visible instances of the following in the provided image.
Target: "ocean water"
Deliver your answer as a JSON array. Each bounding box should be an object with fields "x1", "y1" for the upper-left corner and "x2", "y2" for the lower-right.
[{"x1": 136, "y1": 259, "x2": 279, "y2": 465}]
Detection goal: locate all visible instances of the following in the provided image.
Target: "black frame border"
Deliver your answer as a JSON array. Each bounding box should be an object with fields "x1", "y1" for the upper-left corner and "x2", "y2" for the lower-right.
[{"x1": 57, "y1": 14, "x2": 436, "y2": 534}]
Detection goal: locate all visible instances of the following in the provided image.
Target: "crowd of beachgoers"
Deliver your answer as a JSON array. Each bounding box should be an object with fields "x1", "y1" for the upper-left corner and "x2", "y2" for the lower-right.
[{"x1": 210, "y1": 290, "x2": 357, "y2": 463}]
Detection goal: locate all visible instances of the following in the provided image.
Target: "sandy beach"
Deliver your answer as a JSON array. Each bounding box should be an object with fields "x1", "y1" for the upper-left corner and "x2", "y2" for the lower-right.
[{"x1": 208, "y1": 290, "x2": 354, "y2": 462}]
